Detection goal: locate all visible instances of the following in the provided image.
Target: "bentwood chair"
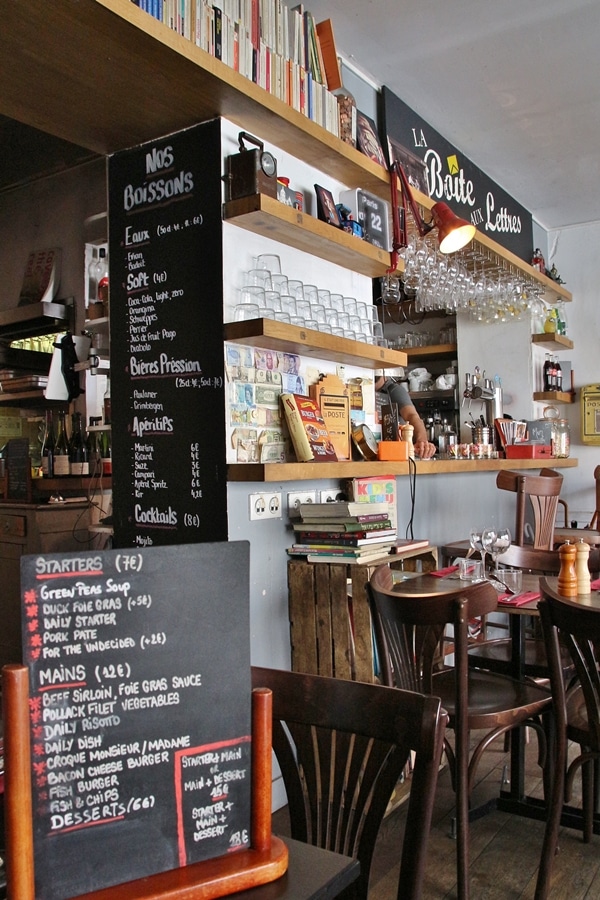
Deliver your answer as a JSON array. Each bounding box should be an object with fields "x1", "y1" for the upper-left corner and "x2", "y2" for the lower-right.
[
  {"x1": 535, "y1": 578, "x2": 600, "y2": 899},
  {"x1": 251, "y1": 666, "x2": 448, "y2": 900},
  {"x1": 367, "y1": 566, "x2": 552, "y2": 900}
]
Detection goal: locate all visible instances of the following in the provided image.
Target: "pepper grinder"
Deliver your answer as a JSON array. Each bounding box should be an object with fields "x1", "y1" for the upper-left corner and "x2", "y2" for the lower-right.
[
  {"x1": 400, "y1": 423, "x2": 414, "y2": 458},
  {"x1": 576, "y1": 539, "x2": 591, "y2": 595},
  {"x1": 558, "y1": 541, "x2": 578, "y2": 598}
]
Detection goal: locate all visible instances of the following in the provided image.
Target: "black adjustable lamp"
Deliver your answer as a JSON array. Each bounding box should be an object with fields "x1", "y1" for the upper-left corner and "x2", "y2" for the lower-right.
[{"x1": 388, "y1": 159, "x2": 476, "y2": 271}]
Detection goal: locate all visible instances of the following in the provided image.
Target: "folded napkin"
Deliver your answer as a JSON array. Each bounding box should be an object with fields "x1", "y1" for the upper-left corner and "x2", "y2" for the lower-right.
[
  {"x1": 497, "y1": 591, "x2": 541, "y2": 607},
  {"x1": 591, "y1": 578, "x2": 600, "y2": 590},
  {"x1": 430, "y1": 565, "x2": 459, "y2": 577}
]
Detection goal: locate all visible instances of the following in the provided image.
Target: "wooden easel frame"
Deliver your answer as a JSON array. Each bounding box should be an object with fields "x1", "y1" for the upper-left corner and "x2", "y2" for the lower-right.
[{"x1": 2, "y1": 664, "x2": 288, "y2": 900}]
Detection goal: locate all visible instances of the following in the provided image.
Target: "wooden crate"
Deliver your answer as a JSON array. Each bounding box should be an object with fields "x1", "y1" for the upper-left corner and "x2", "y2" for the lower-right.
[{"x1": 287, "y1": 546, "x2": 438, "y2": 683}]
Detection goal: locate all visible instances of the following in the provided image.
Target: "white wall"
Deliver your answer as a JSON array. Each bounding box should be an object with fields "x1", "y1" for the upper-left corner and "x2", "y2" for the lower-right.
[{"x1": 548, "y1": 222, "x2": 600, "y2": 524}]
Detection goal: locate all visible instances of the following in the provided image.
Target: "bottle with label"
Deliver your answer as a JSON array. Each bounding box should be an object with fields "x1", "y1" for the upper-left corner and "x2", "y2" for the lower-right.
[
  {"x1": 69, "y1": 411, "x2": 89, "y2": 476},
  {"x1": 543, "y1": 353, "x2": 552, "y2": 392},
  {"x1": 103, "y1": 376, "x2": 112, "y2": 426},
  {"x1": 95, "y1": 247, "x2": 109, "y2": 314},
  {"x1": 555, "y1": 357, "x2": 562, "y2": 392},
  {"x1": 87, "y1": 246, "x2": 98, "y2": 305},
  {"x1": 41, "y1": 409, "x2": 55, "y2": 478},
  {"x1": 53, "y1": 410, "x2": 71, "y2": 476},
  {"x1": 87, "y1": 417, "x2": 102, "y2": 478},
  {"x1": 100, "y1": 428, "x2": 112, "y2": 476},
  {"x1": 335, "y1": 83, "x2": 357, "y2": 147},
  {"x1": 552, "y1": 418, "x2": 570, "y2": 458}
]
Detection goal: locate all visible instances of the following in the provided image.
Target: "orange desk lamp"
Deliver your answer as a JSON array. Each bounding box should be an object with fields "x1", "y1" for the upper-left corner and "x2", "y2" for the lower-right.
[{"x1": 388, "y1": 159, "x2": 476, "y2": 270}]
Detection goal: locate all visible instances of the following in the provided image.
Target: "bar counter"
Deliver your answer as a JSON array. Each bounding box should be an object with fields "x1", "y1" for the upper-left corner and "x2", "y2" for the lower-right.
[{"x1": 227, "y1": 456, "x2": 577, "y2": 482}]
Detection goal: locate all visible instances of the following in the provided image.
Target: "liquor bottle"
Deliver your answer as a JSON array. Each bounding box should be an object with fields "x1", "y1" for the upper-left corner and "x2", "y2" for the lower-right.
[
  {"x1": 96, "y1": 247, "x2": 109, "y2": 313},
  {"x1": 41, "y1": 409, "x2": 55, "y2": 477},
  {"x1": 53, "y1": 410, "x2": 71, "y2": 476},
  {"x1": 69, "y1": 411, "x2": 89, "y2": 476}
]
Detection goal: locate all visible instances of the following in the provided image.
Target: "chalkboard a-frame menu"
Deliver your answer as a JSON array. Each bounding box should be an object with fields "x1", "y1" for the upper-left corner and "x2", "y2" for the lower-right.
[
  {"x1": 20, "y1": 541, "x2": 251, "y2": 900},
  {"x1": 108, "y1": 118, "x2": 227, "y2": 549}
]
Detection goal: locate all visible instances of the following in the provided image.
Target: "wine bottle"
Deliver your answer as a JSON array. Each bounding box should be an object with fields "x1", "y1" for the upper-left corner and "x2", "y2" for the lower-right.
[
  {"x1": 100, "y1": 428, "x2": 112, "y2": 476},
  {"x1": 69, "y1": 411, "x2": 89, "y2": 476},
  {"x1": 54, "y1": 410, "x2": 70, "y2": 476},
  {"x1": 41, "y1": 409, "x2": 55, "y2": 478},
  {"x1": 87, "y1": 417, "x2": 102, "y2": 478},
  {"x1": 103, "y1": 375, "x2": 112, "y2": 426}
]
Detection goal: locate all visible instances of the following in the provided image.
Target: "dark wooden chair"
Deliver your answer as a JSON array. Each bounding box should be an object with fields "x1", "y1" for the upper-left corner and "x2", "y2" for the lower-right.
[
  {"x1": 535, "y1": 578, "x2": 600, "y2": 899},
  {"x1": 251, "y1": 665, "x2": 448, "y2": 900},
  {"x1": 367, "y1": 565, "x2": 552, "y2": 900}
]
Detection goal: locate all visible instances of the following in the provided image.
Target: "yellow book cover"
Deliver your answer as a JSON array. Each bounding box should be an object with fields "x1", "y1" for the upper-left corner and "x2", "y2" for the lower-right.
[{"x1": 281, "y1": 393, "x2": 338, "y2": 462}]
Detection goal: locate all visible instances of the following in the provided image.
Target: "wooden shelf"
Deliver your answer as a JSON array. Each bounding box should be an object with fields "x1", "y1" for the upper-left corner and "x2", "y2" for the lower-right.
[
  {"x1": 223, "y1": 194, "x2": 396, "y2": 277},
  {"x1": 533, "y1": 391, "x2": 574, "y2": 403},
  {"x1": 224, "y1": 319, "x2": 407, "y2": 369},
  {"x1": 0, "y1": 300, "x2": 72, "y2": 341},
  {"x1": 0, "y1": 391, "x2": 65, "y2": 408},
  {"x1": 404, "y1": 343, "x2": 457, "y2": 360},
  {"x1": 1, "y1": 0, "x2": 573, "y2": 304},
  {"x1": 83, "y1": 316, "x2": 109, "y2": 333},
  {"x1": 531, "y1": 333, "x2": 574, "y2": 350},
  {"x1": 1, "y1": 0, "x2": 389, "y2": 197},
  {"x1": 227, "y1": 456, "x2": 578, "y2": 483}
]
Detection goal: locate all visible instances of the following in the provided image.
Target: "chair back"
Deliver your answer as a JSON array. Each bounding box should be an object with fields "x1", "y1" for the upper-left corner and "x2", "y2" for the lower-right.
[
  {"x1": 539, "y1": 578, "x2": 600, "y2": 752},
  {"x1": 496, "y1": 469, "x2": 563, "y2": 549},
  {"x1": 497, "y1": 544, "x2": 561, "y2": 574},
  {"x1": 367, "y1": 565, "x2": 499, "y2": 694},
  {"x1": 251, "y1": 665, "x2": 447, "y2": 900}
]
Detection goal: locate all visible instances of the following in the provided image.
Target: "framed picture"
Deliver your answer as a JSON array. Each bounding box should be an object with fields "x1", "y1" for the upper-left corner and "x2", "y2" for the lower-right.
[
  {"x1": 314, "y1": 184, "x2": 341, "y2": 227},
  {"x1": 387, "y1": 136, "x2": 429, "y2": 194},
  {"x1": 356, "y1": 112, "x2": 387, "y2": 169}
]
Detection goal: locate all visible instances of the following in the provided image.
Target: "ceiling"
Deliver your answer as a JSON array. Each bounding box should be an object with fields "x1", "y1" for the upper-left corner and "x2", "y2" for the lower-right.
[{"x1": 307, "y1": 0, "x2": 600, "y2": 232}]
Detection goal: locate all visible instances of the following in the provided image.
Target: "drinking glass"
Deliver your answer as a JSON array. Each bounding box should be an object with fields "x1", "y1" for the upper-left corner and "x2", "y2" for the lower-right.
[
  {"x1": 482, "y1": 527, "x2": 511, "y2": 568},
  {"x1": 264, "y1": 290, "x2": 282, "y2": 310},
  {"x1": 246, "y1": 268, "x2": 273, "y2": 289},
  {"x1": 271, "y1": 273, "x2": 289, "y2": 293},
  {"x1": 232, "y1": 303, "x2": 261, "y2": 322},
  {"x1": 288, "y1": 280, "x2": 305, "y2": 299},
  {"x1": 240, "y1": 285, "x2": 266, "y2": 307},
  {"x1": 303, "y1": 284, "x2": 319, "y2": 304},
  {"x1": 255, "y1": 253, "x2": 281, "y2": 274}
]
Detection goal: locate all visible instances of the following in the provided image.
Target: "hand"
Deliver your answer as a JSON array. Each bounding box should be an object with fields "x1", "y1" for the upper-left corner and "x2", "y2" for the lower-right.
[{"x1": 413, "y1": 440, "x2": 436, "y2": 459}]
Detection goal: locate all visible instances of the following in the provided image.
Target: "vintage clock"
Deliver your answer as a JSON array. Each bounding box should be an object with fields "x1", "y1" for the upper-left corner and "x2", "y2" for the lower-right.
[
  {"x1": 225, "y1": 131, "x2": 277, "y2": 201},
  {"x1": 339, "y1": 188, "x2": 391, "y2": 251},
  {"x1": 581, "y1": 384, "x2": 600, "y2": 445}
]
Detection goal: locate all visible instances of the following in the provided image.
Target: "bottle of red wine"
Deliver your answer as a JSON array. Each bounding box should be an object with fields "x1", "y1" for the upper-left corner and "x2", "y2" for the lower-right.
[
  {"x1": 69, "y1": 411, "x2": 89, "y2": 476},
  {"x1": 41, "y1": 409, "x2": 55, "y2": 478},
  {"x1": 53, "y1": 410, "x2": 70, "y2": 476}
]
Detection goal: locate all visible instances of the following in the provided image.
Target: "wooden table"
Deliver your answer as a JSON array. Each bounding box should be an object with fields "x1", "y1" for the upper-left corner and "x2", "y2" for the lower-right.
[{"x1": 234, "y1": 838, "x2": 360, "y2": 900}]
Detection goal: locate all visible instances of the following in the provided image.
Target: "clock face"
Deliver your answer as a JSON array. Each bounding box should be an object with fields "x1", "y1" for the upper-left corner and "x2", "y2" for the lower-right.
[{"x1": 260, "y1": 152, "x2": 276, "y2": 177}]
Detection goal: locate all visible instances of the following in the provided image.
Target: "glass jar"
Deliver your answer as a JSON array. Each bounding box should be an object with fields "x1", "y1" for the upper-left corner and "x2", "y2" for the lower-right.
[
  {"x1": 335, "y1": 85, "x2": 357, "y2": 147},
  {"x1": 552, "y1": 418, "x2": 570, "y2": 458}
]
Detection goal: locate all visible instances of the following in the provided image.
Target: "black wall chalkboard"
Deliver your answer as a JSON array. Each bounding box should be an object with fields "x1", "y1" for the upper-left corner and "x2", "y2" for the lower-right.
[
  {"x1": 108, "y1": 119, "x2": 227, "y2": 549},
  {"x1": 21, "y1": 541, "x2": 251, "y2": 900},
  {"x1": 6, "y1": 437, "x2": 31, "y2": 502}
]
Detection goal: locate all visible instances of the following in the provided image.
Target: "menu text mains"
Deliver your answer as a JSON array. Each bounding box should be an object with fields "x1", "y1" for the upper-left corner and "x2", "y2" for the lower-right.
[
  {"x1": 22, "y1": 542, "x2": 251, "y2": 900},
  {"x1": 109, "y1": 119, "x2": 227, "y2": 547}
]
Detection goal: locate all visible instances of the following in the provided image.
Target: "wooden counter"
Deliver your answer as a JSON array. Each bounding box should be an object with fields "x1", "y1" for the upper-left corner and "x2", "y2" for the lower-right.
[{"x1": 228, "y1": 456, "x2": 578, "y2": 482}]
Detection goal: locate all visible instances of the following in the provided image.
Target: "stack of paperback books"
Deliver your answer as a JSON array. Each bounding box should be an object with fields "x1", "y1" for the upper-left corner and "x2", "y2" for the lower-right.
[{"x1": 287, "y1": 501, "x2": 397, "y2": 564}]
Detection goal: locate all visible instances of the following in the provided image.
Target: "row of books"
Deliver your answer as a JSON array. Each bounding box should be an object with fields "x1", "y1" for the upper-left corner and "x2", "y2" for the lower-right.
[
  {"x1": 133, "y1": 1, "x2": 343, "y2": 135},
  {"x1": 287, "y1": 500, "x2": 398, "y2": 564}
]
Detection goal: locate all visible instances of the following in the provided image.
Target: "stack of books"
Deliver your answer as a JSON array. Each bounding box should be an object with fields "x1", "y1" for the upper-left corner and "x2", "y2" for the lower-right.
[{"x1": 287, "y1": 501, "x2": 397, "y2": 564}]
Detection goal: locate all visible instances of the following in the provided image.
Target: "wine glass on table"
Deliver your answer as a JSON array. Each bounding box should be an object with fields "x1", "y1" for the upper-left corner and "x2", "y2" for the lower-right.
[
  {"x1": 469, "y1": 529, "x2": 487, "y2": 575},
  {"x1": 482, "y1": 527, "x2": 512, "y2": 590}
]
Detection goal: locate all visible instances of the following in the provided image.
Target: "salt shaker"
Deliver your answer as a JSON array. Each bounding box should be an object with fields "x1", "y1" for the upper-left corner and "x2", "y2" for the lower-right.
[
  {"x1": 576, "y1": 539, "x2": 591, "y2": 595},
  {"x1": 558, "y1": 541, "x2": 577, "y2": 598}
]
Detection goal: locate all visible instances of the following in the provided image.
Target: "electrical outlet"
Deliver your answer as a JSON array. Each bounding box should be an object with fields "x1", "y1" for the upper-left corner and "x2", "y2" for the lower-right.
[
  {"x1": 319, "y1": 489, "x2": 344, "y2": 503},
  {"x1": 249, "y1": 492, "x2": 282, "y2": 521},
  {"x1": 287, "y1": 490, "x2": 317, "y2": 516}
]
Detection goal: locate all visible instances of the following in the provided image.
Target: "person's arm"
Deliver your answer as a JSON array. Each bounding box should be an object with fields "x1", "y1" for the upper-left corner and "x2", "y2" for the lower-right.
[{"x1": 399, "y1": 403, "x2": 436, "y2": 459}]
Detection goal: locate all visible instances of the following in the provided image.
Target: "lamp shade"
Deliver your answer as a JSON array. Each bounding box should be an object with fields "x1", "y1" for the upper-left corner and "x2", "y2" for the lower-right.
[{"x1": 431, "y1": 202, "x2": 476, "y2": 254}]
